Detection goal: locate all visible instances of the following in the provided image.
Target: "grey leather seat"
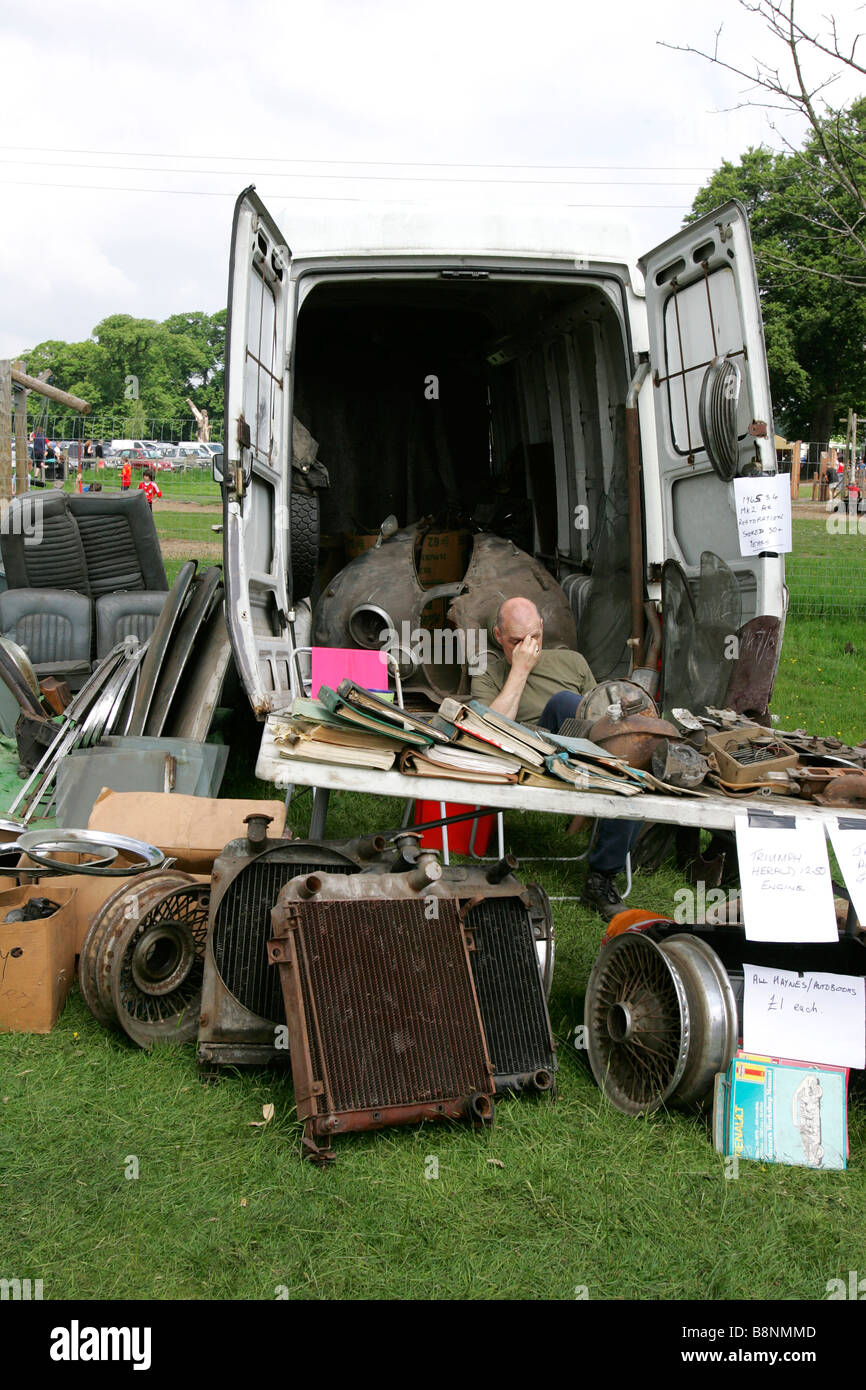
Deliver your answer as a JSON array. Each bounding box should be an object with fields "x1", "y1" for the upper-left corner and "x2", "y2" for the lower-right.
[
  {"x1": 96, "y1": 591, "x2": 167, "y2": 658},
  {"x1": 0, "y1": 588, "x2": 92, "y2": 689}
]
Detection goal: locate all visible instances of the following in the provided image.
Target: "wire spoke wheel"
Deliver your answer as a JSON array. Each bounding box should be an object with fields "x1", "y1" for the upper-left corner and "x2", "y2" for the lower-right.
[
  {"x1": 584, "y1": 930, "x2": 736, "y2": 1115},
  {"x1": 78, "y1": 871, "x2": 196, "y2": 1035},
  {"x1": 111, "y1": 884, "x2": 210, "y2": 1048}
]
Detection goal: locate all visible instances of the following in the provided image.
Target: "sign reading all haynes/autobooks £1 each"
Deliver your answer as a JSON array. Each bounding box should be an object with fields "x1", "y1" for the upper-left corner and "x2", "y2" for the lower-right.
[
  {"x1": 713, "y1": 1055, "x2": 848, "y2": 1171},
  {"x1": 743, "y1": 964, "x2": 866, "y2": 1071}
]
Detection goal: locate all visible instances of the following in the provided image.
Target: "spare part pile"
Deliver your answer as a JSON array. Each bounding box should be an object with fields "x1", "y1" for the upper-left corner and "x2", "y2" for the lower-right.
[
  {"x1": 583, "y1": 919, "x2": 866, "y2": 1116},
  {"x1": 268, "y1": 854, "x2": 556, "y2": 1160},
  {"x1": 197, "y1": 820, "x2": 389, "y2": 1070},
  {"x1": 0, "y1": 562, "x2": 232, "y2": 825}
]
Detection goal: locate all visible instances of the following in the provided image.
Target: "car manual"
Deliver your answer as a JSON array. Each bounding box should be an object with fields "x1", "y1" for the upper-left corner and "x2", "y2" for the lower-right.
[
  {"x1": 398, "y1": 749, "x2": 518, "y2": 784},
  {"x1": 274, "y1": 734, "x2": 397, "y2": 771},
  {"x1": 713, "y1": 1053, "x2": 848, "y2": 1171},
  {"x1": 272, "y1": 714, "x2": 398, "y2": 769},
  {"x1": 466, "y1": 701, "x2": 557, "y2": 756},
  {"x1": 317, "y1": 685, "x2": 434, "y2": 747},
  {"x1": 436, "y1": 698, "x2": 548, "y2": 767},
  {"x1": 543, "y1": 753, "x2": 644, "y2": 795},
  {"x1": 336, "y1": 679, "x2": 451, "y2": 742}
]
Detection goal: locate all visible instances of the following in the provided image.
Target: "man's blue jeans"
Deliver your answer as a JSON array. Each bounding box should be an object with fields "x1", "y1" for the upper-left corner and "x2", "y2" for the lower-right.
[{"x1": 537, "y1": 691, "x2": 640, "y2": 876}]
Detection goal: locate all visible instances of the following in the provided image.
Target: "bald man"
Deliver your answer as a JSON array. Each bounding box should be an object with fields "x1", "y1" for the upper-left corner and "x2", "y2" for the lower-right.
[{"x1": 470, "y1": 596, "x2": 639, "y2": 921}]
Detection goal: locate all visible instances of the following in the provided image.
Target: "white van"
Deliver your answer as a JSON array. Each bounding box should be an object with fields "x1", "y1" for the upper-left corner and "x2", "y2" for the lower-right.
[{"x1": 222, "y1": 186, "x2": 785, "y2": 725}]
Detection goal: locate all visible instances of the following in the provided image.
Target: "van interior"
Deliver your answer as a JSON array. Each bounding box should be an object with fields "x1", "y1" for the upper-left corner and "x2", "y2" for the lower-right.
[{"x1": 293, "y1": 274, "x2": 636, "y2": 679}]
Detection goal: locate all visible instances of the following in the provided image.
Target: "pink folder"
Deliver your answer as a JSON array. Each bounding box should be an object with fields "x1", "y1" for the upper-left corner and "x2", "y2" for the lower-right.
[{"x1": 310, "y1": 647, "x2": 390, "y2": 699}]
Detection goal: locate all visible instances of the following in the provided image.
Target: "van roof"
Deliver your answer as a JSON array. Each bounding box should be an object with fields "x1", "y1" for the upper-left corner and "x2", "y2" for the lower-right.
[{"x1": 274, "y1": 199, "x2": 638, "y2": 268}]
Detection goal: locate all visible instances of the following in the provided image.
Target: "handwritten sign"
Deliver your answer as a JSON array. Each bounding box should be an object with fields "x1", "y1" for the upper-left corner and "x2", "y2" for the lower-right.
[
  {"x1": 827, "y1": 818, "x2": 866, "y2": 926},
  {"x1": 743, "y1": 964, "x2": 865, "y2": 1069},
  {"x1": 733, "y1": 474, "x2": 792, "y2": 556},
  {"x1": 735, "y1": 814, "x2": 837, "y2": 942}
]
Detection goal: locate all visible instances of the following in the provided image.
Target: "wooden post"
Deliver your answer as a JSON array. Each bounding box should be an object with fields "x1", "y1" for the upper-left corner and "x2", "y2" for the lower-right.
[
  {"x1": 13, "y1": 361, "x2": 28, "y2": 495},
  {"x1": 0, "y1": 360, "x2": 12, "y2": 501},
  {"x1": 790, "y1": 439, "x2": 801, "y2": 501}
]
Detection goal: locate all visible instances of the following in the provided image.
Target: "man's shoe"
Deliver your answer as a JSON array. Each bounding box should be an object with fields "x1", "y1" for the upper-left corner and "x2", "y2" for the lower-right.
[{"x1": 583, "y1": 870, "x2": 624, "y2": 922}]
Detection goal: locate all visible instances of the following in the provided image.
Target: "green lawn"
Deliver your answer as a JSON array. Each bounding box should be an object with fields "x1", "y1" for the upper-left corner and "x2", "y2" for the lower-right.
[{"x1": 1, "y1": 509, "x2": 865, "y2": 1302}]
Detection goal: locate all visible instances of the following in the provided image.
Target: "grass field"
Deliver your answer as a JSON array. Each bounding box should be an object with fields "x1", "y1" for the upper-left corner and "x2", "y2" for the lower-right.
[{"x1": 1, "y1": 503, "x2": 865, "y2": 1302}]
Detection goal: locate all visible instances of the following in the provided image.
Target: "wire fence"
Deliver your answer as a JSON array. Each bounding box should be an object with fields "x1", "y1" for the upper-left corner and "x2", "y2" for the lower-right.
[{"x1": 16, "y1": 423, "x2": 866, "y2": 621}]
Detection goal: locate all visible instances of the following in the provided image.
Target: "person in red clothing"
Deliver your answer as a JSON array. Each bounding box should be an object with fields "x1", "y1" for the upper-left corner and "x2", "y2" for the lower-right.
[
  {"x1": 121, "y1": 458, "x2": 132, "y2": 491},
  {"x1": 137, "y1": 469, "x2": 162, "y2": 508}
]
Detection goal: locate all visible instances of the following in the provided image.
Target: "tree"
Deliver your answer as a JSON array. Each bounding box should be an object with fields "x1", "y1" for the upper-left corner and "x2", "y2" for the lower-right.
[
  {"x1": 663, "y1": 1, "x2": 866, "y2": 285},
  {"x1": 688, "y1": 122, "x2": 866, "y2": 439},
  {"x1": 21, "y1": 309, "x2": 226, "y2": 438}
]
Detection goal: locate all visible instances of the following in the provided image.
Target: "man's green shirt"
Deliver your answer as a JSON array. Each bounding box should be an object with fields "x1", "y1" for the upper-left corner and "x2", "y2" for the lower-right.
[{"x1": 470, "y1": 648, "x2": 596, "y2": 725}]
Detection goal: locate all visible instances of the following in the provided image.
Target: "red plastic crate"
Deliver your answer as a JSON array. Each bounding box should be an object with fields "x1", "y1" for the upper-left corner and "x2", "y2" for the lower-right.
[{"x1": 413, "y1": 801, "x2": 496, "y2": 855}]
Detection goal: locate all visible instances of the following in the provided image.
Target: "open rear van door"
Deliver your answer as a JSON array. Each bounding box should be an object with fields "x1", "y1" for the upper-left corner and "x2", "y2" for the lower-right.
[
  {"x1": 639, "y1": 200, "x2": 785, "y2": 626},
  {"x1": 223, "y1": 186, "x2": 294, "y2": 716}
]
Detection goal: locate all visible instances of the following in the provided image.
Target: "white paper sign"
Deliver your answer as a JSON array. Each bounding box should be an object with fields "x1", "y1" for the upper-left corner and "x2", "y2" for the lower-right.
[
  {"x1": 827, "y1": 818, "x2": 866, "y2": 927},
  {"x1": 733, "y1": 474, "x2": 793, "y2": 556},
  {"x1": 735, "y1": 814, "x2": 837, "y2": 942},
  {"x1": 743, "y1": 964, "x2": 865, "y2": 1070}
]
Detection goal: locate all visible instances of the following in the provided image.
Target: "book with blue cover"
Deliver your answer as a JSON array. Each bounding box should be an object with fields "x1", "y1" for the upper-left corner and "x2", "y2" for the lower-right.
[{"x1": 713, "y1": 1053, "x2": 849, "y2": 1170}]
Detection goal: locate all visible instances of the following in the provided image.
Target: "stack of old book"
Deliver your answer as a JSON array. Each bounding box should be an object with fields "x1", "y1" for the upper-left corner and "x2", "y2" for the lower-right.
[{"x1": 270, "y1": 681, "x2": 645, "y2": 795}]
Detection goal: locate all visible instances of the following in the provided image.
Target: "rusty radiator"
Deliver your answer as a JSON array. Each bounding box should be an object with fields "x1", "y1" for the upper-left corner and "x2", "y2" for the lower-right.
[
  {"x1": 463, "y1": 895, "x2": 557, "y2": 1095},
  {"x1": 269, "y1": 880, "x2": 495, "y2": 1158},
  {"x1": 197, "y1": 836, "x2": 382, "y2": 1070}
]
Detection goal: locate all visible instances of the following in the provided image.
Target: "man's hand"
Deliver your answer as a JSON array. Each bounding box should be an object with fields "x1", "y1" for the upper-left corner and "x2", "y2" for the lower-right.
[{"x1": 510, "y1": 633, "x2": 542, "y2": 678}]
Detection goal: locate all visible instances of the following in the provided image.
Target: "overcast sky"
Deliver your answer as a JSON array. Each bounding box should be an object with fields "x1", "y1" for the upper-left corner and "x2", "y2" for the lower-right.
[{"x1": 0, "y1": 0, "x2": 862, "y2": 358}]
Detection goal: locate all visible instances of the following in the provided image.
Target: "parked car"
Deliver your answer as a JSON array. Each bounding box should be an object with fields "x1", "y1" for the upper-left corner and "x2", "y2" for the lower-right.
[
  {"x1": 116, "y1": 448, "x2": 172, "y2": 473},
  {"x1": 173, "y1": 443, "x2": 212, "y2": 469}
]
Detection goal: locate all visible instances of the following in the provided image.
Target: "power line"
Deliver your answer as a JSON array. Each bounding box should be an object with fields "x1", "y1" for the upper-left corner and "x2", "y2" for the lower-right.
[
  {"x1": 0, "y1": 143, "x2": 717, "y2": 173},
  {"x1": 0, "y1": 158, "x2": 702, "y2": 187},
  {"x1": 0, "y1": 178, "x2": 693, "y2": 208}
]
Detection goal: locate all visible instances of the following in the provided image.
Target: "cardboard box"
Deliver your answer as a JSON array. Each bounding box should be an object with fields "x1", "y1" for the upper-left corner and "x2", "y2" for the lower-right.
[
  {"x1": 0, "y1": 885, "x2": 76, "y2": 1033},
  {"x1": 15, "y1": 867, "x2": 210, "y2": 955},
  {"x1": 416, "y1": 530, "x2": 472, "y2": 587},
  {"x1": 87, "y1": 791, "x2": 287, "y2": 873}
]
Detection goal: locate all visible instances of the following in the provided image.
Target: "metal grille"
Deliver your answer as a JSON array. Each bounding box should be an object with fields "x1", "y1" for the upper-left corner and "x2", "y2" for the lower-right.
[
  {"x1": 464, "y1": 897, "x2": 556, "y2": 1089},
  {"x1": 212, "y1": 856, "x2": 355, "y2": 1023},
  {"x1": 290, "y1": 898, "x2": 492, "y2": 1115}
]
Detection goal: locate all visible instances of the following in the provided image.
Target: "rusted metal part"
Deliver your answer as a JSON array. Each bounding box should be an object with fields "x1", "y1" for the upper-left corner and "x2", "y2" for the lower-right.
[
  {"x1": 312, "y1": 520, "x2": 463, "y2": 702},
  {"x1": 196, "y1": 834, "x2": 388, "y2": 1069},
  {"x1": 796, "y1": 768, "x2": 856, "y2": 800},
  {"x1": 313, "y1": 522, "x2": 577, "y2": 704},
  {"x1": 271, "y1": 868, "x2": 557, "y2": 1124},
  {"x1": 588, "y1": 712, "x2": 680, "y2": 770},
  {"x1": 110, "y1": 883, "x2": 210, "y2": 1047},
  {"x1": 447, "y1": 532, "x2": 577, "y2": 654},
  {"x1": 576, "y1": 679, "x2": 658, "y2": 725},
  {"x1": 268, "y1": 893, "x2": 495, "y2": 1158},
  {"x1": 78, "y1": 870, "x2": 195, "y2": 1032},
  {"x1": 275, "y1": 867, "x2": 529, "y2": 910},
  {"x1": 724, "y1": 616, "x2": 782, "y2": 721},
  {"x1": 814, "y1": 774, "x2": 866, "y2": 809}
]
